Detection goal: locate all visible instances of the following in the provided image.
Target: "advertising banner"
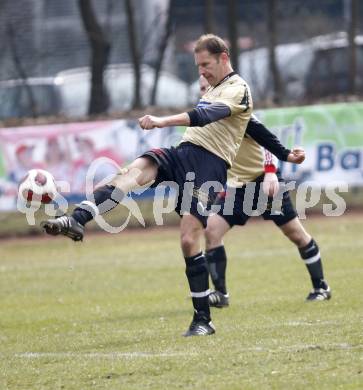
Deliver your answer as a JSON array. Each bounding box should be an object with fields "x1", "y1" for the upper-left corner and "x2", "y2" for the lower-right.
[
  {"x1": 257, "y1": 102, "x2": 363, "y2": 185},
  {"x1": 0, "y1": 101, "x2": 362, "y2": 211},
  {"x1": 0, "y1": 120, "x2": 182, "y2": 210}
]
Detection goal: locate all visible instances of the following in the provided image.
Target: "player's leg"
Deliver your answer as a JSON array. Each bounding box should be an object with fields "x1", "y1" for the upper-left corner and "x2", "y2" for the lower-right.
[
  {"x1": 264, "y1": 176, "x2": 331, "y2": 301},
  {"x1": 204, "y1": 214, "x2": 231, "y2": 307},
  {"x1": 278, "y1": 217, "x2": 331, "y2": 301},
  {"x1": 204, "y1": 184, "x2": 251, "y2": 308},
  {"x1": 181, "y1": 214, "x2": 215, "y2": 336},
  {"x1": 73, "y1": 157, "x2": 158, "y2": 224},
  {"x1": 41, "y1": 157, "x2": 158, "y2": 240}
]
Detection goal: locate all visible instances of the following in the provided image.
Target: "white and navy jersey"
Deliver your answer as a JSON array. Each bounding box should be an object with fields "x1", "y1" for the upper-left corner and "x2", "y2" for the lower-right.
[
  {"x1": 181, "y1": 73, "x2": 252, "y2": 167},
  {"x1": 264, "y1": 148, "x2": 278, "y2": 168},
  {"x1": 227, "y1": 114, "x2": 290, "y2": 187}
]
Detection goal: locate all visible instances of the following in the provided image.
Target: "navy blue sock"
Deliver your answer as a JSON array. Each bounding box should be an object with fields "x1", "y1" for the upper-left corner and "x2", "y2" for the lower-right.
[
  {"x1": 72, "y1": 185, "x2": 124, "y2": 226},
  {"x1": 205, "y1": 246, "x2": 227, "y2": 294},
  {"x1": 185, "y1": 252, "x2": 210, "y2": 320},
  {"x1": 299, "y1": 239, "x2": 327, "y2": 289}
]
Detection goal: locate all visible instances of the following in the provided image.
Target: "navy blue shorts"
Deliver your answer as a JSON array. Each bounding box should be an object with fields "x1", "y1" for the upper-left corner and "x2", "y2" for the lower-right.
[
  {"x1": 215, "y1": 171, "x2": 297, "y2": 227},
  {"x1": 141, "y1": 142, "x2": 228, "y2": 227}
]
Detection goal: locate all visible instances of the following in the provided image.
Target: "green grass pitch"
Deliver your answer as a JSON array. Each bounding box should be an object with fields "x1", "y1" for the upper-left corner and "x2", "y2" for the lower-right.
[{"x1": 1, "y1": 213, "x2": 362, "y2": 389}]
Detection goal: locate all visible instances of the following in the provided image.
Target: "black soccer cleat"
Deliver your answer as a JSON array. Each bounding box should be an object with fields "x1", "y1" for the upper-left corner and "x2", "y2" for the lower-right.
[
  {"x1": 306, "y1": 285, "x2": 332, "y2": 301},
  {"x1": 208, "y1": 290, "x2": 229, "y2": 308},
  {"x1": 41, "y1": 215, "x2": 84, "y2": 242},
  {"x1": 183, "y1": 312, "x2": 215, "y2": 337}
]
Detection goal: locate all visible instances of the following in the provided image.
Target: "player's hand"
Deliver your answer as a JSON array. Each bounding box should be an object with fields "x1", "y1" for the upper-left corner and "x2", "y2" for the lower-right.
[
  {"x1": 138, "y1": 115, "x2": 165, "y2": 130},
  {"x1": 287, "y1": 147, "x2": 305, "y2": 164},
  {"x1": 262, "y1": 172, "x2": 279, "y2": 197}
]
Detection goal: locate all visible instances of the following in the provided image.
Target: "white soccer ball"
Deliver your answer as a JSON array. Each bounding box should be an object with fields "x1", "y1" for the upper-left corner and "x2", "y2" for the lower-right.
[{"x1": 18, "y1": 169, "x2": 57, "y2": 204}]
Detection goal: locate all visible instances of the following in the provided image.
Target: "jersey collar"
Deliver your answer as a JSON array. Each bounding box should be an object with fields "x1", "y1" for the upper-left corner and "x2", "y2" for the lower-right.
[{"x1": 212, "y1": 71, "x2": 237, "y2": 89}]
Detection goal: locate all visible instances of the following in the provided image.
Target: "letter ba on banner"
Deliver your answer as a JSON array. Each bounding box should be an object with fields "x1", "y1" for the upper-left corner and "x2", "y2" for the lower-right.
[{"x1": 256, "y1": 102, "x2": 363, "y2": 187}]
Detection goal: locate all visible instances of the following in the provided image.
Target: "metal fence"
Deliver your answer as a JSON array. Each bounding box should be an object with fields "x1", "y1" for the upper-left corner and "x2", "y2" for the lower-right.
[{"x1": 0, "y1": 0, "x2": 362, "y2": 120}]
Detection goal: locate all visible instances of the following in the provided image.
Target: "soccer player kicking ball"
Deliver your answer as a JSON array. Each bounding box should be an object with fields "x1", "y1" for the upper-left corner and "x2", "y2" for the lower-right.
[{"x1": 41, "y1": 34, "x2": 253, "y2": 336}]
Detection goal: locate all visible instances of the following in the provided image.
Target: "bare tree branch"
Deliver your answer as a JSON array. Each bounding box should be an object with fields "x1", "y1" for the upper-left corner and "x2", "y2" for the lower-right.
[
  {"x1": 348, "y1": 0, "x2": 358, "y2": 95},
  {"x1": 6, "y1": 22, "x2": 37, "y2": 118},
  {"x1": 78, "y1": 0, "x2": 110, "y2": 115},
  {"x1": 204, "y1": 0, "x2": 215, "y2": 33},
  {"x1": 125, "y1": 0, "x2": 142, "y2": 109},
  {"x1": 267, "y1": 0, "x2": 283, "y2": 104},
  {"x1": 150, "y1": 0, "x2": 174, "y2": 106},
  {"x1": 227, "y1": 0, "x2": 238, "y2": 71}
]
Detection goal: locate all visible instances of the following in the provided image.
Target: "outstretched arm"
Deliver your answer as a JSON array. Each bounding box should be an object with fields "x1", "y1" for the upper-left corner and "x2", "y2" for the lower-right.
[
  {"x1": 245, "y1": 115, "x2": 290, "y2": 161},
  {"x1": 138, "y1": 101, "x2": 232, "y2": 130},
  {"x1": 139, "y1": 113, "x2": 190, "y2": 129},
  {"x1": 246, "y1": 115, "x2": 305, "y2": 164}
]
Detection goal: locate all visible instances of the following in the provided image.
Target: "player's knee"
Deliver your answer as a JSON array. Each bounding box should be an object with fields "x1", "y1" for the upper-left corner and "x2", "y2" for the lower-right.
[
  {"x1": 205, "y1": 224, "x2": 222, "y2": 248},
  {"x1": 284, "y1": 228, "x2": 310, "y2": 247},
  {"x1": 180, "y1": 232, "x2": 196, "y2": 253},
  {"x1": 111, "y1": 161, "x2": 156, "y2": 188}
]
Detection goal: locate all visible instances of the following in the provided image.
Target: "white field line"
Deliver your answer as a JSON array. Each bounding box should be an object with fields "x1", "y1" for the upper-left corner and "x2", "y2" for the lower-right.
[
  {"x1": 245, "y1": 320, "x2": 345, "y2": 329},
  {"x1": 8, "y1": 343, "x2": 363, "y2": 360},
  {"x1": 285, "y1": 320, "x2": 339, "y2": 326},
  {"x1": 13, "y1": 351, "x2": 198, "y2": 359}
]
